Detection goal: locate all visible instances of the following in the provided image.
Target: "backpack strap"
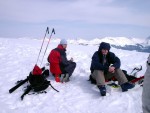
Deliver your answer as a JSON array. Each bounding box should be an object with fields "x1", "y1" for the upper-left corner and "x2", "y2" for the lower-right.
[
  {"x1": 54, "y1": 48, "x2": 64, "y2": 56},
  {"x1": 21, "y1": 85, "x2": 32, "y2": 100},
  {"x1": 28, "y1": 90, "x2": 47, "y2": 95},
  {"x1": 49, "y1": 81, "x2": 59, "y2": 92}
]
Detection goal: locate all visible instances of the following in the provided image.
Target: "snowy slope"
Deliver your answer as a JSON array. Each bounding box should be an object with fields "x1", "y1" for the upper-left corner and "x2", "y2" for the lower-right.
[{"x1": 0, "y1": 37, "x2": 149, "y2": 113}]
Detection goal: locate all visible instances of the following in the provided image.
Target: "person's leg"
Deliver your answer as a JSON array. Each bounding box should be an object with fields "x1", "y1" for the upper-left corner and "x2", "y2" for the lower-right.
[
  {"x1": 91, "y1": 70, "x2": 106, "y2": 96},
  {"x1": 91, "y1": 70, "x2": 105, "y2": 86},
  {"x1": 64, "y1": 61, "x2": 76, "y2": 77},
  {"x1": 112, "y1": 69, "x2": 128, "y2": 85},
  {"x1": 61, "y1": 61, "x2": 76, "y2": 82},
  {"x1": 112, "y1": 68, "x2": 134, "y2": 91},
  {"x1": 104, "y1": 72, "x2": 114, "y2": 81}
]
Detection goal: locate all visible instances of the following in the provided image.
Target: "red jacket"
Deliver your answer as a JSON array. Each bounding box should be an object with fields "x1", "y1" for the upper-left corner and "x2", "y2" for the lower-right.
[{"x1": 48, "y1": 45, "x2": 66, "y2": 75}]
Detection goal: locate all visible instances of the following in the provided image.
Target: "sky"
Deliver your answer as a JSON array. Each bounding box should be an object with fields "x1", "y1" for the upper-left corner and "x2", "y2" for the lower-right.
[{"x1": 0, "y1": 0, "x2": 150, "y2": 39}]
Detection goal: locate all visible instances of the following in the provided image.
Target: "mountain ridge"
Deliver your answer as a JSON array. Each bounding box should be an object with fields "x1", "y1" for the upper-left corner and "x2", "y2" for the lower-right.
[{"x1": 67, "y1": 37, "x2": 150, "y2": 53}]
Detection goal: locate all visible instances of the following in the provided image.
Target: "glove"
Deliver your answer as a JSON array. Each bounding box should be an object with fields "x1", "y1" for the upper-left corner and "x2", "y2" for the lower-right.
[{"x1": 55, "y1": 76, "x2": 60, "y2": 82}]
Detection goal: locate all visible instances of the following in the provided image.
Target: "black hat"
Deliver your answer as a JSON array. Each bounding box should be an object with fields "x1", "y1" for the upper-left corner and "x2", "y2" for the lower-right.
[{"x1": 98, "y1": 42, "x2": 111, "y2": 51}]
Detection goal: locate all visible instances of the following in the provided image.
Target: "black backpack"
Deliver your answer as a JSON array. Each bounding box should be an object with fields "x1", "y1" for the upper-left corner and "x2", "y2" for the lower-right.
[
  {"x1": 20, "y1": 68, "x2": 59, "y2": 100},
  {"x1": 9, "y1": 67, "x2": 59, "y2": 100},
  {"x1": 28, "y1": 72, "x2": 50, "y2": 92}
]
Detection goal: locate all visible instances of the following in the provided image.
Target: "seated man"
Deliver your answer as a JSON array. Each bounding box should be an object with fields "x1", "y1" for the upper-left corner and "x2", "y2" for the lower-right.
[
  {"x1": 48, "y1": 39, "x2": 76, "y2": 82},
  {"x1": 90, "y1": 42, "x2": 135, "y2": 96}
]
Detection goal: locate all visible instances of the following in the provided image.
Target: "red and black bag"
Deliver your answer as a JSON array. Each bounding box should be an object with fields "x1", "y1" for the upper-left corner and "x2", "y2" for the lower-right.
[{"x1": 28, "y1": 65, "x2": 50, "y2": 92}]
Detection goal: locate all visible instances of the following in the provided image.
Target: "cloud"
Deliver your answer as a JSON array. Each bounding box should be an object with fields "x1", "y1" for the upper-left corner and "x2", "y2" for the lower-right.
[{"x1": 0, "y1": 0, "x2": 150, "y2": 27}]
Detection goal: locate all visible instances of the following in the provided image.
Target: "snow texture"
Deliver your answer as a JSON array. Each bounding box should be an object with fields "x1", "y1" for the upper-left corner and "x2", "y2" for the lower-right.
[{"x1": 0, "y1": 37, "x2": 149, "y2": 113}]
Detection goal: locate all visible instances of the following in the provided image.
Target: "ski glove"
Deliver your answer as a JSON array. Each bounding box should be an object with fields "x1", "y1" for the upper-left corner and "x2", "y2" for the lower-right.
[{"x1": 55, "y1": 76, "x2": 60, "y2": 82}]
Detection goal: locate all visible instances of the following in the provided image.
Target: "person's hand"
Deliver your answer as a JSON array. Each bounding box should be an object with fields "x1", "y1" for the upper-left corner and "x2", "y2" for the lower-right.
[
  {"x1": 55, "y1": 76, "x2": 60, "y2": 82},
  {"x1": 45, "y1": 62, "x2": 50, "y2": 66},
  {"x1": 109, "y1": 66, "x2": 115, "y2": 73}
]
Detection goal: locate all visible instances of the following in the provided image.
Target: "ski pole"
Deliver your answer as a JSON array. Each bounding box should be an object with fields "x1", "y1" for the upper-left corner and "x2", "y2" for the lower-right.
[
  {"x1": 130, "y1": 65, "x2": 142, "y2": 76},
  {"x1": 40, "y1": 28, "x2": 55, "y2": 66},
  {"x1": 36, "y1": 27, "x2": 49, "y2": 65}
]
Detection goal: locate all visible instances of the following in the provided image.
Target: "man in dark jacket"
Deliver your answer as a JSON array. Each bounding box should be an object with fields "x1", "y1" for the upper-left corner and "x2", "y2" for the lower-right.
[
  {"x1": 48, "y1": 39, "x2": 76, "y2": 83},
  {"x1": 90, "y1": 42, "x2": 135, "y2": 96}
]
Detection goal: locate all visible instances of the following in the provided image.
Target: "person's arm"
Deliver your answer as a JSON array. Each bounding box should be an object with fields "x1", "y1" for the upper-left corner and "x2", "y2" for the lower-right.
[
  {"x1": 109, "y1": 52, "x2": 121, "y2": 69},
  {"x1": 107, "y1": 52, "x2": 121, "y2": 73},
  {"x1": 91, "y1": 52, "x2": 108, "y2": 71},
  {"x1": 108, "y1": 66, "x2": 115, "y2": 73},
  {"x1": 60, "y1": 52, "x2": 70, "y2": 66}
]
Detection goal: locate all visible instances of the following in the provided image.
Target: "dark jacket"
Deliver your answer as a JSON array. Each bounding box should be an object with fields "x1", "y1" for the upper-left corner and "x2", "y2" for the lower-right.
[
  {"x1": 48, "y1": 45, "x2": 69, "y2": 75},
  {"x1": 90, "y1": 42, "x2": 121, "y2": 73}
]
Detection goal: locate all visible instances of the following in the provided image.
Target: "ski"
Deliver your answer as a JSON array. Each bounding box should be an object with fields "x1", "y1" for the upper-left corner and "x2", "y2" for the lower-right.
[
  {"x1": 107, "y1": 75, "x2": 144, "y2": 88},
  {"x1": 130, "y1": 76, "x2": 144, "y2": 85},
  {"x1": 9, "y1": 77, "x2": 28, "y2": 93}
]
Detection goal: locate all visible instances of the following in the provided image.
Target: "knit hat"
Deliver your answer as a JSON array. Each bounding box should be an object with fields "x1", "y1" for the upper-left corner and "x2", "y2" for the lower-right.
[
  {"x1": 98, "y1": 42, "x2": 111, "y2": 51},
  {"x1": 60, "y1": 39, "x2": 67, "y2": 45}
]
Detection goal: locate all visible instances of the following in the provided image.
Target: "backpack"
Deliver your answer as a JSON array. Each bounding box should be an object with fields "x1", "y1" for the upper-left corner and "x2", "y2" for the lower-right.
[
  {"x1": 21, "y1": 67, "x2": 59, "y2": 100},
  {"x1": 9, "y1": 65, "x2": 59, "y2": 100},
  {"x1": 28, "y1": 72, "x2": 50, "y2": 92},
  {"x1": 28, "y1": 65, "x2": 50, "y2": 92}
]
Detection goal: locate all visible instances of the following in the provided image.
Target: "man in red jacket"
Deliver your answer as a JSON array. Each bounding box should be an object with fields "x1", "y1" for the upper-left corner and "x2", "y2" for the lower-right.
[{"x1": 48, "y1": 39, "x2": 76, "y2": 82}]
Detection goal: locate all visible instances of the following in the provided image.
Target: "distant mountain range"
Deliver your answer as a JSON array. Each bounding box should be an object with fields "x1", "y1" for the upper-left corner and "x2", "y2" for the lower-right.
[
  {"x1": 110, "y1": 37, "x2": 150, "y2": 53},
  {"x1": 68, "y1": 37, "x2": 150, "y2": 53},
  {"x1": 111, "y1": 44, "x2": 150, "y2": 53}
]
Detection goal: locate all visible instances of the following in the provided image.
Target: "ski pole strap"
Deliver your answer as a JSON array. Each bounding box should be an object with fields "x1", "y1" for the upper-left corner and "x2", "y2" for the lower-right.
[{"x1": 49, "y1": 82, "x2": 59, "y2": 92}]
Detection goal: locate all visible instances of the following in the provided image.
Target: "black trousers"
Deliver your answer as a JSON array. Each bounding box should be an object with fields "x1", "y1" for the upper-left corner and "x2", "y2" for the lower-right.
[{"x1": 62, "y1": 61, "x2": 76, "y2": 77}]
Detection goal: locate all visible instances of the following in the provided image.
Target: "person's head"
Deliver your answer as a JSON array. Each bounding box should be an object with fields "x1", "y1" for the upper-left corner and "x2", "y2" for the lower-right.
[
  {"x1": 60, "y1": 39, "x2": 67, "y2": 49},
  {"x1": 98, "y1": 42, "x2": 111, "y2": 55}
]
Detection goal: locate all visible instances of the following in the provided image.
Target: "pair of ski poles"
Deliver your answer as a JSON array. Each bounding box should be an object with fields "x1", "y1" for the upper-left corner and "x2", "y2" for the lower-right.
[
  {"x1": 36, "y1": 27, "x2": 55, "y2": 67},
  {"x1": 130, "y1": 65, "x2": 142, "y2": 77}
]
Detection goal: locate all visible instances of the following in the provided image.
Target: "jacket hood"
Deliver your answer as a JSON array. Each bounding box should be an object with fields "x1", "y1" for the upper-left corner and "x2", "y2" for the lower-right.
[{"x1": 98, "y1": 42, "x2": 111, "y2": 51}]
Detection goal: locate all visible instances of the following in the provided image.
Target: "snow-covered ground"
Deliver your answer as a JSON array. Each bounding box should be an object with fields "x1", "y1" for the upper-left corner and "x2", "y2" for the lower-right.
[{"x1": 0, "y1": 37, "x2": 149, "y2": 113}]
